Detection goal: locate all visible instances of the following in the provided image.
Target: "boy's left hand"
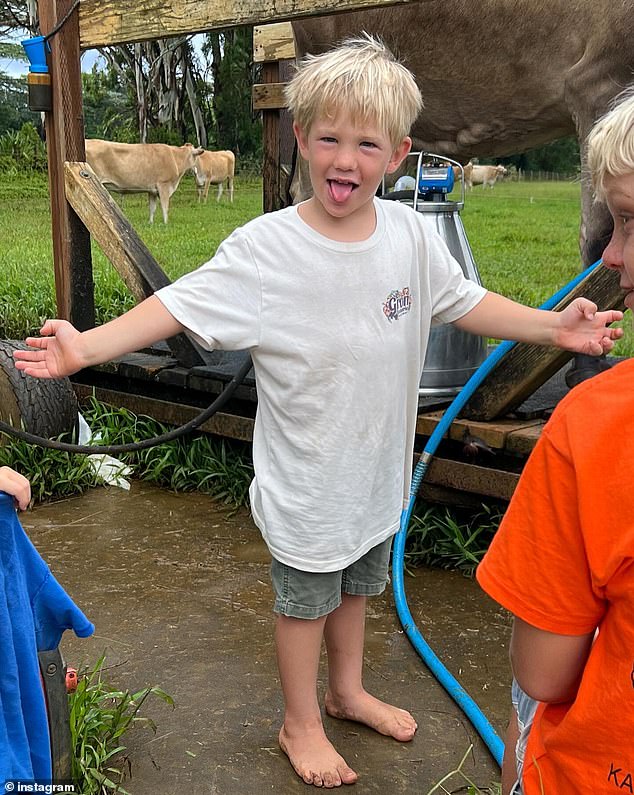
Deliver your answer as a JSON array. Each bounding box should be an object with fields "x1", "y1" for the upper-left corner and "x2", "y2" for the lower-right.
[{"x1": 554, "y1": 298, "x2": 623, "y2": 355}]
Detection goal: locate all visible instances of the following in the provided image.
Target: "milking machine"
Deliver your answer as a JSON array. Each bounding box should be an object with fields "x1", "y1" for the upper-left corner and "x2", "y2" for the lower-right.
[{"x1": 382, "y1": 153, "x2": 487, "y2": 398}]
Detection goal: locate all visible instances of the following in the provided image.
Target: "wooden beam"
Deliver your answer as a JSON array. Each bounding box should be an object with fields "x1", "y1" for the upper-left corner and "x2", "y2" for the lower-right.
[
  {"x1": 253, "y1": 23, "x2": 295, "y2": 63},
  {"x1": 253, "y1": 82, "x2": 288, "y2": 111},
  {"x1": 79, "y1": 0, "x2": 423, "y2": 47},
  {"x1": 416, "y1": 411, "x2": 544, "y2": 452},
  {"x1": 40, "y1": 0, "x2": 95, "y2": 331},
  {"x1": 73, "y1": 384, "x2": 255, "y2": 442},
  {"x1": 64, "y1": 161, "x2": 209, "y2": 368},
  {"x1": 423, "y1": 457, "x2": 520, "y2": 502},
  {"x1": 261, "y1": 64, "x2": 282, "y2": 214},
  {"x1": 460, "y1": 266, "x2": 625, "y2": 421}
]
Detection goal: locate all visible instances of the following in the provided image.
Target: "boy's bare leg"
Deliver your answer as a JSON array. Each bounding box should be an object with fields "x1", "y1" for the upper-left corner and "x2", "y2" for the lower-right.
[
  {"x1": 324, "y1": 593, "x2": 417, "y2": 741},
  {"x1": 275, "y1": 613, "x2": 358, "y2": 787}
]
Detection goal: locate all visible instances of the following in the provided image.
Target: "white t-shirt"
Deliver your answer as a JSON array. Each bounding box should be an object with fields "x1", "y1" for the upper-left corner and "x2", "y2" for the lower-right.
[{"x1": 156, "y1": 198, "x2": 486, "y2": 572}]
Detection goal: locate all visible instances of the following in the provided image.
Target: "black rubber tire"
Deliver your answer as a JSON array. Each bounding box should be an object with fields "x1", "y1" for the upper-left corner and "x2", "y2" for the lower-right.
[{"x1": 0, "y1": 340, "x2": 78, "y2": 439}]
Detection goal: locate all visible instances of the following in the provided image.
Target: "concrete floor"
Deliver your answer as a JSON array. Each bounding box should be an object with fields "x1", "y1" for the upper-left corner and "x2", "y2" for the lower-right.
[{"x1": 23, "y1": 483, "x2": 513, "y2": 794}]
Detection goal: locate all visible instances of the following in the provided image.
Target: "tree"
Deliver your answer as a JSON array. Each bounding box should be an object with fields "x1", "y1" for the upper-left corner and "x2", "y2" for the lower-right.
[
  {"x1": 204, "y1": 27, "x2": 261, "y2": 159},
  {"x1": 81, "y1": 65, "x2": 135, "y2": 140},
  {"x1": 0, "y1": 0, "x2": 37, "y2": 37},
  {"x1": 0, "y1": 42, "x2": 30, "y2": 133},
  {"x1": 497, "y1": 136, "x2": 581, "y2": 176},
  {"x1": 98, "y1": 36, "x2": 209, "y2": 145}
]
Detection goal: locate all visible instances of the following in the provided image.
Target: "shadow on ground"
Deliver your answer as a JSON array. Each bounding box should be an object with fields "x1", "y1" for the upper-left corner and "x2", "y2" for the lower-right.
[{"x1": 24, "y1": 482, "x2": 512, "y2": 794}]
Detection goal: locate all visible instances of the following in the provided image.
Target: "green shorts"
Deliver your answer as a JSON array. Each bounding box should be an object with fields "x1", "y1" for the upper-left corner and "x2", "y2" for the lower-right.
[{"x1": 270, "y1": 537, "x2": 393, "y2": 619}]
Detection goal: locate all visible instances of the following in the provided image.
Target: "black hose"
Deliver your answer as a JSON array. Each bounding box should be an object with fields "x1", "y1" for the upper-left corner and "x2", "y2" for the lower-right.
[{"x1": 0, "y1": 355, "x2": 253, "y2": 455}]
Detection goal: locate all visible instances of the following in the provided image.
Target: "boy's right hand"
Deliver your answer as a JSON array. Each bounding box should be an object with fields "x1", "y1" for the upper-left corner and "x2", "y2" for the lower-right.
[
  {"x1": 0, "y1": 466, "x2": 31, "y2": 510},
  {"x1": 13, "y1": 319, "x2": 85, "y2": 379}
]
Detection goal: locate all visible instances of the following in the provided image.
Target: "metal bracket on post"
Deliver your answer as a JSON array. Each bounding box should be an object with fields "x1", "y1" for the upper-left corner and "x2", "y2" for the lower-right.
[{"x1": 38, "y1": 648, "x2": 72, "y2": 784}]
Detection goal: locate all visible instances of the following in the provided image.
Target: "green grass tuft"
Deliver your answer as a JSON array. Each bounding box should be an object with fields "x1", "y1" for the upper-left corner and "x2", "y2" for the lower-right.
[{"x1": 69, "y1": 653, "x2": 173, "y2": 795}]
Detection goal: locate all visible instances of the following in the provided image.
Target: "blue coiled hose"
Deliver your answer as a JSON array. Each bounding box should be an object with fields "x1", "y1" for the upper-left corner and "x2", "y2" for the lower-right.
[{"x1": 392, "y1": 259, "x2": 602, "y2": 767}]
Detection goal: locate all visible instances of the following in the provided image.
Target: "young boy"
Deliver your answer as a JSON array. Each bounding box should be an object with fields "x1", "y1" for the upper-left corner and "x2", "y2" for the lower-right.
[
  {"x1": 0, "y1": 466, "x2": 31, "y2": 511},
  {"x1": 476, "y1": 90, "x2": 634, "y2": 795},
  {"x1": 14, "y1": 36, "x2": 623, "y2": 788}
]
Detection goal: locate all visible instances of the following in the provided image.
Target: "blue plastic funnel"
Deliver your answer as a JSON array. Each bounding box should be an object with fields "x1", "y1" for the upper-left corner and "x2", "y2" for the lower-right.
[{"x1": 21, "y1": 36, "x2": 50, "y2": 74}]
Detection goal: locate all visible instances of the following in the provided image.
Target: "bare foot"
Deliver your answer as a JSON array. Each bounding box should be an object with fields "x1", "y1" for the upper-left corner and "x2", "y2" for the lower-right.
[
  {"x1": 325, "y1": 689, "x2": 417, "y2": 742},
  {"x1": 279, "y1": 719, "x2": 358, "y2": 788}
]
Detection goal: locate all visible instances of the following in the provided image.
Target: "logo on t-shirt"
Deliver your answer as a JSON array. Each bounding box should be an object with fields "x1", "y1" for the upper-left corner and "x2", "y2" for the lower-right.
[{"x1": 383, "y1": 287, "x2": 412, "y2": 322}]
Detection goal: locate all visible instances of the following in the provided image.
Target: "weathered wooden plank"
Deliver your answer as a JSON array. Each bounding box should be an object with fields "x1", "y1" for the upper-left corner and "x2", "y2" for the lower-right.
[
  {"x1": 40, "y1": 0, "x2": 95, "y2": 331},
  {"x1": 64, "y1": 161, "x2": 169, "y2": 300},
  {"x1": 423, "y1": 458, "x2": 520, "y2": 502},
  {"x1": 460, "y1": 266, "x2": 625, "y2": 420},
  {"x1": 416, "y1": 411, "x2": 544, "y2": 451},
  {"x1": 253, "y1": 23, "x2": 295, "y2": 62},
  {"x1": 64, "y1": 161, "x2": 208, "y2": 368},
  {"x1": 79, "y1": 0, "x2": 423, "y2": 48},
  {"x1": 74, "y1": 384, "x2": 255, "y2": 442},
  {"x1": 253, "y1": 83, "x2": 288, "y2": 111},
  {"x1": 505, "y1": 422, "x2": 545, "y2": 456}
]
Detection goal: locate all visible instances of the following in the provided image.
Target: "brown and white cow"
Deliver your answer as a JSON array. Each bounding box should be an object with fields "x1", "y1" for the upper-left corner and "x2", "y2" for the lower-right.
[
  {"x1": 467, "y1": 164, "x2": 507, "y2": 189},
  {"x1": 292, "y1": 1, "x2": 634, "y2": 268},
  {"x1": 85, "y1": 140, "x2": 204, "y2": 224},
  {"x1": 192, "y1": 150, "x2": 236, "y2": 204}
]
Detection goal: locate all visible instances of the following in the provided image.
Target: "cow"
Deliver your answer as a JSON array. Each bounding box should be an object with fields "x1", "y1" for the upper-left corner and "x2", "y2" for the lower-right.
[
  {"x1": 84, "y1": 140, "x2": 204, "y2": 224},
  {"x1": 467, "y1": 163, "x2": 507, "y2": 189},
  {"x1": 291, "y1": 1, "x2": 634, "y2": 270},
  {"x1": 192, "y1": 149, "x2": 236, "y2": 204}
]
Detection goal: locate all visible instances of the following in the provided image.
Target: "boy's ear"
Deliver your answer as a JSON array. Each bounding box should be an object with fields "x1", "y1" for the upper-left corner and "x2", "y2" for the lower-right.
[
  {"x1": 293, "y1": 122, "x2": 310, "y2": 161},
  {"x1": 386, "y1": 136, "x2": 412, "y2": 174}
]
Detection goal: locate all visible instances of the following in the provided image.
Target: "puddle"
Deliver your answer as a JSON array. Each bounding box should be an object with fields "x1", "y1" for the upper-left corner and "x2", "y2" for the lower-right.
[{"x1": 24, "y1": 482, "x2": 511, "y2": 794}]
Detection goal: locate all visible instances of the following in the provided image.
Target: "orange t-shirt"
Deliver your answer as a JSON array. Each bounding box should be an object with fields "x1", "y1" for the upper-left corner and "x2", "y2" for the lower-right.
[{"x1": 477, "y1": 358, "x2": 634, "y2": 794}]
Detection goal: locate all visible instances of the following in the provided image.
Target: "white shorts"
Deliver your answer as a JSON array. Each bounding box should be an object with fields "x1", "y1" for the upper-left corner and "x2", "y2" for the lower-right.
[{"x1": 509, "y1": 679, "x2": 539, "y2": 795}]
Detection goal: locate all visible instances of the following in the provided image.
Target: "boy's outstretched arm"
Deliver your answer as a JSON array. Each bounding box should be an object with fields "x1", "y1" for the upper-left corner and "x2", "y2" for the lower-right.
[
  {"x1": 13, "y1": 296, "x2": 184, "y2": 379},
  {"x1": 454, "y1": 292, "x2": 623, "y2": 355}
]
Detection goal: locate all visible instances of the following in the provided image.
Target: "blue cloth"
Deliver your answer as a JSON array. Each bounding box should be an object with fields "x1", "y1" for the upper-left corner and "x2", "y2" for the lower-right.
[{"x1": 0, "y1": 492, "x2": 94, "y2": 787}]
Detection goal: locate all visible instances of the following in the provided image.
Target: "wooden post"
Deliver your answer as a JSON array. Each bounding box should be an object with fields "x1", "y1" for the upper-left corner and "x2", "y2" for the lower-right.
[
  {"x1": 254, "y1": 23, "x2": 296, "y2": 212},
  {"x1": 40, "y1": 0, "x2": 95, "y2": 331},
  {"x1": 262, "y1": 61, "x2": 282, "y2": 213}
]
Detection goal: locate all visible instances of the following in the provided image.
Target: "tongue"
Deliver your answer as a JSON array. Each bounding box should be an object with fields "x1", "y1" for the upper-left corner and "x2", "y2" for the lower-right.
[{"x1": 329, "y1": 181, "x2": 354, "y2": 203}]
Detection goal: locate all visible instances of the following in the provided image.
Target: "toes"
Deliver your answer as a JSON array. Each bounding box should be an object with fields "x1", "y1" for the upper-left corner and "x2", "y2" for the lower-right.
[{"x1": 340, "y1": 766, "x2": 358, "y2": 785}]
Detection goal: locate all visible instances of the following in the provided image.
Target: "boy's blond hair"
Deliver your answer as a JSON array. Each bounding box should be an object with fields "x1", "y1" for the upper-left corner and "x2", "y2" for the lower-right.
[
  {"x1": 588, "y1": 88, "x2": 634, "y2": 202},
  {"x1": 284, "y1": 34, "x2": 423, "y2": 148}
]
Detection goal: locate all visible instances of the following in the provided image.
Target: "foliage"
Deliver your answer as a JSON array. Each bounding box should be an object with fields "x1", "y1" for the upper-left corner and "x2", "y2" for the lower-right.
[
  {"x1": 69, "y1": 653, "x2": 173, "y2": 795},
  {"x1": 0, "y1": 71, "x2": 30, "y2": 133},
  {"x1": 498, "y1": 136, "x2": 580, "y2": 176},
  {"x1": 425, "y1": 745, "x2": 501, "y2": 794},
  {"x1": 0, "y1": 120, "x2": 46, "y2": 172},
  {"x1": 0, "y1": 394, "x2": 254, "y2": 507},
  {"x1": 82, "y1": 67, "x2": 136, "y2": 142},
  {"x1": 407, "y1": 502, "x2": 504, "y2": 574},
  {"x1": 82, "y1": 397, "x2": 254, "y2": 507},
  {"x1": 0, "y1": 434, "x2": 100, "y2": 503},
  {"x1": 97, "y1": 36, "x2": 209, "y2": 146},
  {"x1": 204, "y1": 27, "x2": 262, "y2": 157},
  {"x1": 0, "y1": 2, "x2": 36, "y2": 38}
]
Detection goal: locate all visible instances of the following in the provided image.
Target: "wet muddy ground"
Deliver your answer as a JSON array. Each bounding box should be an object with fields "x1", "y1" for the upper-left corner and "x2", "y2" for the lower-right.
[{"x1": 23, "y1": 482, "x2": 513, "y2": 794}]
